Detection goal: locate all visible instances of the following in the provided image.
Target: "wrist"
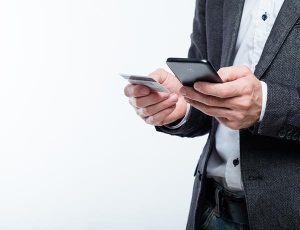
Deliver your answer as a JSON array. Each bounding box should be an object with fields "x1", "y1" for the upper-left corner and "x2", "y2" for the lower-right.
[{"x1": 165, "y1": 104, "x2": 191, "y2": 129}]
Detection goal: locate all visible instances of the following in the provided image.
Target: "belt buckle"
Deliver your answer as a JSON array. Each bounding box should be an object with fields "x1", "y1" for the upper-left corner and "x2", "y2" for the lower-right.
[{"x1": 213, "y1": 186, "x2": 223, "y2": 218}]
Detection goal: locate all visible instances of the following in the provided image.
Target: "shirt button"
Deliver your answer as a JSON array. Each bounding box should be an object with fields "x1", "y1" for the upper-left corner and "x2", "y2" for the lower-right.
[
  {"x1": 233, "y1": 158, "x2": 239, "y2": 167},
  {"x1": 262, "y1": 12, "x2": 268, "y2": 21}
]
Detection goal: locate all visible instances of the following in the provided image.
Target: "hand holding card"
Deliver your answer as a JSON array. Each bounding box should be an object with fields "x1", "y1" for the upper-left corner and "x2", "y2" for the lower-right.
[
  {"x1": 122, "y1": 69, "x2": 188, "y2": 127},
  {"x1": 120, "y1": 74, "x2": 169, "y2": 93}
]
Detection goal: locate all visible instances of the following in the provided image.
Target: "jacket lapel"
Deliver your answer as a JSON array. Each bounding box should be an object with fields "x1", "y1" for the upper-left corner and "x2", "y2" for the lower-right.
[
  {"x1": 220, "y1": 0, "x2": 245, "y2": 67},
  {"x1": 255, "y1": 0, "x2": 300, "y2": 79}
]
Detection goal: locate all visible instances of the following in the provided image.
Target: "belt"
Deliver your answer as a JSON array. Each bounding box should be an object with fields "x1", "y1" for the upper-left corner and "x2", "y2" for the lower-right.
[{"x1": 206, "y1": 178, "x2": 249, "y2": 224}]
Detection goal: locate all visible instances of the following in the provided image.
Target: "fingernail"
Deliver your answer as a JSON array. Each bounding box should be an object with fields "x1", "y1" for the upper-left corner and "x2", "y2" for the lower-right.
[{"x1": 194, "y1": 82, "x2": 201, "y2": 89}]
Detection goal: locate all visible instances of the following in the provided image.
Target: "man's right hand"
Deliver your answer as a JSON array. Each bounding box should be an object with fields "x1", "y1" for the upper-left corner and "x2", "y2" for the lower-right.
[{"x1": 124, "y1": 68, "x2": 187, "y2": 126}]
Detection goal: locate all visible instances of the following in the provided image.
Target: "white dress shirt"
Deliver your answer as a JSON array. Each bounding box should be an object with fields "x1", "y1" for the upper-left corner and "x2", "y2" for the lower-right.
[
  {"x1": 169, "y1": 0, "x2": 286, "y2": 191},
  {"x1": 206, "y1": 0, "x2": 285, "y2": 191}
]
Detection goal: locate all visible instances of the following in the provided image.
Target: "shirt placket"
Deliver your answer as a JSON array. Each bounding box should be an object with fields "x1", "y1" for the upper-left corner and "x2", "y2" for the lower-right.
[{"x1": 252, "y1": 0, "x2": 274, "y2": 71}]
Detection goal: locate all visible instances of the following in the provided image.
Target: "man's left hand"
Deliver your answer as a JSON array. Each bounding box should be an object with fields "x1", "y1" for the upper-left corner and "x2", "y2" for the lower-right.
[{"x1": 180, "y1": 65, "x2": 263, "y2": 130}]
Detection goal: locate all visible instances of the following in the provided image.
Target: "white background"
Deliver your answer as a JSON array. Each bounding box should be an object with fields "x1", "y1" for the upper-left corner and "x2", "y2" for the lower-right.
[{"x1": 0, "y1": 0, "x2": 207, "y2": 229}]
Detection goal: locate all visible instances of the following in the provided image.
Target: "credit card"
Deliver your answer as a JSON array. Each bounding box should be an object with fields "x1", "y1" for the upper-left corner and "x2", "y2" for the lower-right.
[{"x1": 120, "y1": 74, "x2": 169, "y2": 93}]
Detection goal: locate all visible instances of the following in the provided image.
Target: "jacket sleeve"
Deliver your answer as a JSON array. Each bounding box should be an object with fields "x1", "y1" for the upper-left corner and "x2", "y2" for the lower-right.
[
  {"x1": 249, "y1": 81, "x2": 300, "y2": 142},
  {"x1": 156, "y1": 0, "x2": 212, "y2": 138},
  {"x1": 155, "y1": 106, "x2": 211, "y2": 138}
]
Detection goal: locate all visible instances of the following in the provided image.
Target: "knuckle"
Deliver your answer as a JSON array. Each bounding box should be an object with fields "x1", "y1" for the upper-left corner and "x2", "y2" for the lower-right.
[
  {"x1": 130, "y1": 97, "x2": 138, "y2": 107},
  {"x1": 236, "y1": 112, "x2": 245, "y2": 121},
  {"x1": 238, "y1": 98, "x2": 251, "y2": 110},
  {"x1": 244, "y1": 98, "x2": 252, "y2": 109},
  {"x1": 142, "y1": 107, "x2": 151, "y2": 116},
  {"x1": 244, "y1": 85, "x2": 253, "y2": 94},
  {"x1": 223, "y1": 110, "x2": 232, "y2": 119}
]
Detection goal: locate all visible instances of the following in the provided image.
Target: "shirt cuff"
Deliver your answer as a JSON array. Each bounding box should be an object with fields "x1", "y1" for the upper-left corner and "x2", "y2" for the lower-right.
[
  {"x1": 259, "y1": 81, "x2": 268, "y2": 122},
  {"x1": 165, "y1": 104, "x2": 191, "y2": 129}
]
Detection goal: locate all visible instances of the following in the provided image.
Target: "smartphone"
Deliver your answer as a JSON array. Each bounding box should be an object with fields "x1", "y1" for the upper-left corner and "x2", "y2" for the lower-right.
[
  {"x1": 120, "y1": 74, "x2": 169, "y2": 93},
  {"x1": 166, "y1": 58, "x2": 222, "y2": 86}
]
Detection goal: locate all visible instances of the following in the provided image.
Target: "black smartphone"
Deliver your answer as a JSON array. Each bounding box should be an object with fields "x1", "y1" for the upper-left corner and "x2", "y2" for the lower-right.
[{"x1": 166, "y1": 58, "x2": 222, "y2": 86}]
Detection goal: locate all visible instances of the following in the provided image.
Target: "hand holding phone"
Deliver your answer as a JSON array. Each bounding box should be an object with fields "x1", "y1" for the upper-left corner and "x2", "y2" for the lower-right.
[{"x1": 166, "y1": 58, "x2": 222, "y2": 86}]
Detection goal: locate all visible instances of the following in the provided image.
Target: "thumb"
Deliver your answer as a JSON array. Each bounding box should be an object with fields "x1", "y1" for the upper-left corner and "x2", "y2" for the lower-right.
[
  {"x1": 148, "y1": 68, "x2": 169, "y2": 84},
  {"x1": 217, "y1": 65, "x2": 251, "y2": 82}
]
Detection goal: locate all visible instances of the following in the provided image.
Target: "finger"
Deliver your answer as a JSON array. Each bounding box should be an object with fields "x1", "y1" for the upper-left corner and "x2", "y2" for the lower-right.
[
  {"x1": 144, "y1": 105, "x2": 176, "y2": 126},
  {"x1": 217, "y1": 65, "x2": 251, "y2": 82},
  {"x1": 223, "y1": 95, "x2": 254, "y2": 111},
  {"x1": 180, "y1": 86, "x2": 227, "y2": 108},
  {"x1": 185, "y1": 98, "x2": 236, "y2": 120},
  {"x1": 124, "y1": 84, "x2": 150, "y2": 97},
  {"x1": 182, "y1": 86, "x2": 255, "y2": 111},
  {"x1": 129, "y1": 92, "x2": 170, "y2": 108},
  {"x1": 193, "y1": 78, "x2": 244, "y2": 98},
  {"x1": 137, "y1": 94, "x2": 178, "y2": 118}
]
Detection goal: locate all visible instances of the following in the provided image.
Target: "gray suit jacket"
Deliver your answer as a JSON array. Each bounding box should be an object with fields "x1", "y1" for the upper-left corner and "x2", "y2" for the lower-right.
[{"x1": 157, "y1": 0, "x2": 300, "y2": 229}]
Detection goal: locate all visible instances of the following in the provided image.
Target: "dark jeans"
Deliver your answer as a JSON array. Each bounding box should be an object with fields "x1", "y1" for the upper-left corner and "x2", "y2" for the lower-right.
[
  {"x1": 199, "y1": 179, "x2": 250, "y2": 230},
  {"x1": 199, "y1": 206, "x2": 250, "y2": 230}
]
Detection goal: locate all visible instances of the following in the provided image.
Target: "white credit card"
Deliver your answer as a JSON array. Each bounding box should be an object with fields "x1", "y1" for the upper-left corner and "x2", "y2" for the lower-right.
[{"x1": 120, "y1": 74, "x2": 169, "y2": 93}]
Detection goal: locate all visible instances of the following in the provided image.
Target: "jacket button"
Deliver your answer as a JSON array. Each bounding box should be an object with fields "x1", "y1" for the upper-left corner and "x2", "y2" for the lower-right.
[
  {"x1": 292, "y1": 133, "x2": 299, "y2": 141},
  {"x1": 278, "y1": 129, "x2": 286, "y2": 138},
  {"x1": 286, "y1": 130, "x2": 293, "y2": 140}
]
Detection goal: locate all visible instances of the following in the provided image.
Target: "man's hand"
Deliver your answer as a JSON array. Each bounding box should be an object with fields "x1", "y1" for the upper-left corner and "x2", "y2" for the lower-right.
[
  {"x1": 124, "y1": 68, "x2": 187, "y2": 126},
  {"x1": 180, "y1": 65, "x2": 262, "y2": 130}
]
